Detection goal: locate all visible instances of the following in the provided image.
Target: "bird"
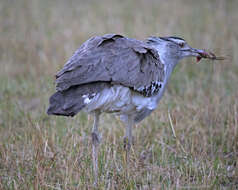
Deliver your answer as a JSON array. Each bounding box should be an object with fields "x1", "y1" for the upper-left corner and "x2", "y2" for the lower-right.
[{"x1": 47, "y1": 33, "x2": 219, "y2": 185}]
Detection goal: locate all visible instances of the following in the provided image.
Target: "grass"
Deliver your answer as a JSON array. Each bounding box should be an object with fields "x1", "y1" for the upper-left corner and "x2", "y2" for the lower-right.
[{"x1": 0, "y1": 0, "x2": 238, "y2": 189}]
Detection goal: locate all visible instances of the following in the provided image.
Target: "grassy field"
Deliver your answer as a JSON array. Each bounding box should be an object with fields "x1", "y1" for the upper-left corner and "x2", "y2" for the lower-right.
[{"x1": 0, "y1": 0, "x2": 238, "y2": 189}]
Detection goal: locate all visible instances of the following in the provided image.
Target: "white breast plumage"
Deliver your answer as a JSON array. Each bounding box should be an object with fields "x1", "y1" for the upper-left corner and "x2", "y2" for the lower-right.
[{"x1": 82, "y1": 85, "x2": 159, "y2": 115}]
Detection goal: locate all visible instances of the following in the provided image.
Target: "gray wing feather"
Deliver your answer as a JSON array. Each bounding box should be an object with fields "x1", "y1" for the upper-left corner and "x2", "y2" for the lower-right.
[{"x1": 55, "y1": 34, "x2": 164, "y2": 97}]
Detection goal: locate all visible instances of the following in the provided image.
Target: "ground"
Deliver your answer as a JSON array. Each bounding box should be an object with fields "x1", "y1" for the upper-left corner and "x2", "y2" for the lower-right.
[{"x1": 0, "y1": 0, "x2": 238, "y2": 189}]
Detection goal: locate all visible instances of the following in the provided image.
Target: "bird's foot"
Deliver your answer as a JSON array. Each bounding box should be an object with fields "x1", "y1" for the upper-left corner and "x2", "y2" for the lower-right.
[
  {"x1": 91, "y1": 132, "x2": 101, "y2": 146},
  {"x1": 123, "y1": 136, "x2": 134, "y2": 151},
  {"x1": 93, "y1": 180, "x2": 98, "y2": 188}
]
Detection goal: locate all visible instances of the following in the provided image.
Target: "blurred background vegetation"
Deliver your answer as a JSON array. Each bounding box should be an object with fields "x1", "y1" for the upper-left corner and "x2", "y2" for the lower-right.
[{"x1": 0, "y1": 0, "x2": 238, "y2": 189}]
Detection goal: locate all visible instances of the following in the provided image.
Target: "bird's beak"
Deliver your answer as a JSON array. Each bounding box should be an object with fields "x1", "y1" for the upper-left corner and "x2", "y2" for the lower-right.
[
  {"x1": 188, "y1": 48, "x2": 226, "y2": 62},
  {"x1": 189, "y1": 48, "x2": 211, "y2": 62}
]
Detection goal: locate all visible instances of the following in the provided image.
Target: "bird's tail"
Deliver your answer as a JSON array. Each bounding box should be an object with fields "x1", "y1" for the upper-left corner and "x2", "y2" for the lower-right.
[
  {"x1": 47, "y1": 88, "x2": 86, "y2": 117},
  {"x1": 47, "y1": 82, "x2": 110, "y2": 117}
]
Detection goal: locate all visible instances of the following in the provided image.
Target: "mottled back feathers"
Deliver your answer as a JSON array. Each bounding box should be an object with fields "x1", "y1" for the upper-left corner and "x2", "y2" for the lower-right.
[{"x1": 55, "y1": 34, "x2": 164, "y2": 96}]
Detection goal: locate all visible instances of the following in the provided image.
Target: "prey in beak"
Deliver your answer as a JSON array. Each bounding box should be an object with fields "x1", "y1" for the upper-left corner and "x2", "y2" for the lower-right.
[{"x1": 190, "y1": 48, "x2": 225, "y2": 63}]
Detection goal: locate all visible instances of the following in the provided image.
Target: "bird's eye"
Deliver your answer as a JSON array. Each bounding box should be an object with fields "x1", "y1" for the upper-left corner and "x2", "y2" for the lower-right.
[{"x1": 179, "y1": 43, "x2": 185, "y2": 48}]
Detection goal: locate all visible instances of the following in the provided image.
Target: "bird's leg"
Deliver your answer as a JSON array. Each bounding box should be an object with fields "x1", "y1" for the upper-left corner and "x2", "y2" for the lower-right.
[
  {"x1": 91, "y1": 111, "x2": 101, "y2": 186},
  {"x1": 123, "y1": 115, "x2": 134, "y2": 157}
]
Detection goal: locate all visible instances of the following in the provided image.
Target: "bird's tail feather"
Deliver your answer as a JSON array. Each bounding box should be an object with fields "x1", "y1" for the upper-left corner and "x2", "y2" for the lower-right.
[
  {"x1": 47, "y1": 90, "x2": 85, "y2": 117},
  {"x1": 47, "y1": 82, "x2": 110, "y2": 117}
]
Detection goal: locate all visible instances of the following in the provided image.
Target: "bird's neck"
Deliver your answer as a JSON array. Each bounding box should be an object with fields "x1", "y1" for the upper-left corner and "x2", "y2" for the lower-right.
[
  {"x1": 164, "y1": 59, "x2": 178, "y2": 80},
  {"x1": 152, "y1": 43, "x2": 179, "y2": 72},
  {"x1": 152, "y1": 60, "x2": 177, "y2": 104},
  {"x1": 154, "y1": 49, "x2": 179, "y2": 104},
  {"x1": 161, "y1": 57, "x2": 178, "y2": 92}
]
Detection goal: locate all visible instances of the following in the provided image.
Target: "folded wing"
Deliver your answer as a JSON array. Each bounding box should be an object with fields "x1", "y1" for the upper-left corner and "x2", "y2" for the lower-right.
[{"x1": 55, "y1": 34, "x2": 165, "y2": 97}]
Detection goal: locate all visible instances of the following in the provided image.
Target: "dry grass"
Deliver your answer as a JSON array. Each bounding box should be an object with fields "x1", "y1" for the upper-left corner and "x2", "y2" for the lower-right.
[{"x1": 0, "y1": 0, "x2": 238, "y2": 189}]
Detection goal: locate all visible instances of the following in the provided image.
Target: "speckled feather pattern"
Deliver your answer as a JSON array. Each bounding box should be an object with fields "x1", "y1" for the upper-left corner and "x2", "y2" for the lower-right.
[
  {"x1": 55, "y1": 34, "x2": 164, "y2": 96},
  {"x1": 48, "y1": 34, "x2": 166, "y2": 118}
]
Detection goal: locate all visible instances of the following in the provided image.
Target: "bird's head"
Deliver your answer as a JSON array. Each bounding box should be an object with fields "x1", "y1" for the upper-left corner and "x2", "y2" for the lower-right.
[{"x1": 147, "y1": 36, "x2": 221, "y2": 65}]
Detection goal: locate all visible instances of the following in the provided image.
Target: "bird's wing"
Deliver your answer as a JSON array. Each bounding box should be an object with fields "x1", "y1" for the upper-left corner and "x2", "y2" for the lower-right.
[{"x1": 55, "y1": 34, "x2": 165, "y2": 97}]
